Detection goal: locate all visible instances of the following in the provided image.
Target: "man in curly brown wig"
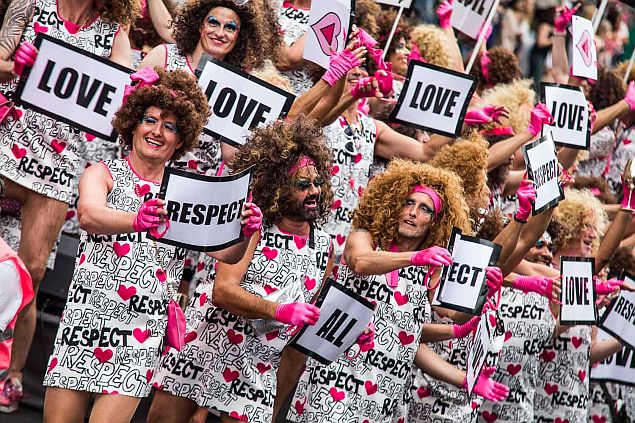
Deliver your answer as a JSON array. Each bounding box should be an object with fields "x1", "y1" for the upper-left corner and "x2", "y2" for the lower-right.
[{"x1": 147, "y1": 115, "x2": 335, "y2": 423}]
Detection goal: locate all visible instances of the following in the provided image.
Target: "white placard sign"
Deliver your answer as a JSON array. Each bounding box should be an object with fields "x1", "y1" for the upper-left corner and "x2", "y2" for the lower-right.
[
  {"x1": 196, "y1": 57, "x2": 295, "y2": 147},
  {"x1": 374, "y1": 0, "x2": 414, "y2": 8},
  {"x1": 451, "y1": 0, "x2": 497, "y2": 39},
  {"x1": 304, "y1": 0, "x2": 354, "y2": 68},
  {"x1": 591, "y1": 328, "x2": 635, "y2": 386},
  {"x1": 571, "y1": 15, "x2": 598, "y2": 81},
  {"x1": 541, "y1": 83, "x2": 590, "y2": 150},
  {"x1": 435, "y1": 228, "x2": 502, "y2": 315},
  {"x1": 14, "y1": 33, "x2": 131, "y2": 141},
  {"x1": 389, "y1": 61, "x2": 477, "y2": 137},
  {"x1": 289, "y1": 279, "x2": 375, "y2": 365},
  {"x1": 151, "y1": 167, "x2": 252, "y2": 251},
  {"x1": 466, "y1": 310, "x2": 493, "y2": 393},
  {"x1": 522, "y1": 132, "x2": 564, "y2": 215},
  {"x1": 560, "y1": 256, "x2": 597, "y2": 325},
  {"x1": 599, "y1": 273, "x2": 635, "y2": 348}
]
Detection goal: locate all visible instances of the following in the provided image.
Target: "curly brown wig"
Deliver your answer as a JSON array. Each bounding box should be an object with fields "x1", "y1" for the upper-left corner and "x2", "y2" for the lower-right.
[
  {"x1": 231, "y1": 115, "x2": 334, "y2": 226},
  {"x1": 100, "y1": 0, "x2": 141, "y2": 27},
  {"x1": 430, "y1": 131, "x2": 489, "y2": 204},
  {"x1": 376, "y1": 7, "x2": 409, "y2": 53},
  {"x1": 352, "y1": 159, "x2": 471, "y2": 251},
  {"x1": 617, "y1": 60, "x2": 635, "y2": 84},
  {"x1": 475, "y1": 208, "x2": 507, "y2": 241},
  {"x1": 470, "y1": 47, "x2": 522, "y2": 91},
  {"x1": 354, "y1": 0, "x2": 381, "y2": 40},
  {"x1": 588, "y1": 67, "x2": 627, "y2": 111},
  {"x1": 113, "y1": 67, "x2": 210, "y2": 161},
  {"x1": 608, "y1": 246, "x2": 635, "y2": 279},
  {"x1": 172, "y1": 0, "x2": 269, "y2": 70}
]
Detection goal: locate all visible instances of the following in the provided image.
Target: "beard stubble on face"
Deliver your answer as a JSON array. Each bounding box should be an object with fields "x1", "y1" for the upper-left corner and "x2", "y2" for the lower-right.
[{"x1": 285, "y1": 193, "x2": 321, "y2": 222}]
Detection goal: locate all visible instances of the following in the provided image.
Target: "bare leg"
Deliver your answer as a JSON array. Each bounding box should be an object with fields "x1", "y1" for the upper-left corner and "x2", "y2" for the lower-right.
[
  {"x1": 43, "y1": 387, "x2": 92, "y2": 423},
  {"x1": 273, "y1": 347, "x2": 307, "y2": 422},
  {"x1": 88, "y1": 393, "x2": 141, "y2": 423},
  {"x1": 188, "y1": 407, "x2": 209, "y2": 423},
  {"x1": 147, "y1": 389, "x2": 199, "y2": 423},
  {"x1": 5, "y1": 181, "x2": 68, "y2": 382}
]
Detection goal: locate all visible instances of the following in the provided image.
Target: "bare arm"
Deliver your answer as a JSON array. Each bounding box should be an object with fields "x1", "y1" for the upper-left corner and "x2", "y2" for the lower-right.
[
  {"x1": 487, "y1": 132, "x2": 533, "y2": 171},
  {"x1": 493, "y1": 219, "x2": 524, "y2": 270},
  {"x1": 276, "y1": 34, "x2": 307, "y2": 71},
  {"x1": 414, "y1": 343, "x2": 465, "y2": 388},
  {"x1": 419, "y1": 322, "x2": 457, "y2": 343},
  {"x1": 0, "y1": 0, "x2": 33, "y2": 60},
  {"x1": 590, "y1": 327, "x2": 625, "y2": 364},
  {"x1": 288, "y1": 80, "x2": 331, "y2": 119},
  {"x1": 147, "y1": 0, "x2": 175, "y2": 44},
  {"x1": 593, "y1": 209, "x2": 632, "y2": 272},
  {"x1": 375, "y1": 119, "x2": 432, "y2": 162},
  {"x1": 139, "y1": 44, "x2": 167, "y2": 69},
  {"x1": 343, "y1": 228, "x2": 414, "y2": 275},
  {"x1": 109, "y1": 27, "x2": 132, "y2": 67},
  {"x1": 593, "y1": 101, "x2": 630, "y2": 134}
]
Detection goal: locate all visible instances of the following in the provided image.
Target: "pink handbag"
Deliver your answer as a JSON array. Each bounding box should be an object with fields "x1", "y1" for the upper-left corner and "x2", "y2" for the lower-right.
[{"x1": 164, "y1": 300, "x2": 186, "y2": 350}]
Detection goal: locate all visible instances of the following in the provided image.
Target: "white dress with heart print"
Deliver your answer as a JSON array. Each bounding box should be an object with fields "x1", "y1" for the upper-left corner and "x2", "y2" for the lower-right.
[
  {"x1": 0, "y1": 0, "x2": 119, "y2": 203},
  {"x1": 43, "y1": 158, "x2": 185, "y2": 397},
  {"x1": 152, "y1": 224, "x2": 331, "y2": 423}
]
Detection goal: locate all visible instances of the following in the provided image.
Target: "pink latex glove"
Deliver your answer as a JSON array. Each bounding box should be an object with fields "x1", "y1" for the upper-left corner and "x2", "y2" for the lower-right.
[
  {"x1": 482, "y1": 105, "x2": 508, "y2": 123},
  {"x1": 322, "y1": 49, "x2": 362, "y2": 87},
  {"x1": 356, "y1": 322, "x2": 375, "y2": 352},
  {"x1": 486, "y1": 266, "x2": 503, "y2": 296},
  {"x1": 241, "y1": 202, "x2": 262, "y2": 237},
  {"x1": 512, "y1": 274, "x2": 555, "y2": 300},
  {"x1": 375, "y1": 68, "x2": 393, "y2": 97},
  {"x1": 275, "y1": 302, "x2": 321, "y2": 326},
  {"x1": 437, "y1": 0, "x2": 453, "y2": 29},
  {"x1": 554, "y1": 4, "x2": 579, "y2": 33},
  {"x1": 410, "y1": 246, "x2": 453, "y2": 267},
  {"x1": 351, "y1": 77, "x2": 378, "y2": 99},
  {"x1": 356, "y1": 29, "x2": 378, "y2": 48},
  {"x1": 133, "y1": 198, "x2": 164, "y2": 233},
  {"x1": 624, "y1": 81, "x2": 635, "y2": 111},
  {"x1": 453, "y1": 315, "x2": 480, "y2": 338},
  {"x1": 515, "y1": 179, "x2": 536, "y2": 222},
  {"x1": 409, "y1": 42, "x2": 425, "y2": 63},
  {"x1": 527, "y1": 103, "x2": 554, "y2": 136},
  {"x1": 464, "y1": 108, "x2": 493, "y2": 126},
  {"x1": 595, "y1": 278, "x2": 623, "y2": 295},
  {"x1": 13, "y1": 42, "x2": 37, "y2": 76},
  {"x1": 465, "y1": 366, "x2": 510, "y2": 401}
]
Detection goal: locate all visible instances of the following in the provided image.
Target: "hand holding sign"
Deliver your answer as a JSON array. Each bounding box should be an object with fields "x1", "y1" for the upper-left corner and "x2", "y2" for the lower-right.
[
  {"x1": 410, "y1": 246, "x2": 453, "y2": 267},
  {"x1": 14, "y1": 42, "x2": 37, "y2": 76},
  {"x1": 437, "y1": 0, "x2": 454, "y2": 29},
  {"x1": 512, "y1": 274, "x2": 560, "y2": 303},
  {"x1": 355, "y1": 321, "x2": 375, "y2": 352},
  {"x1": 554, "y1": 3, "x2": 580, "y2": 33},
  {"x1": 620, "y1": 159, "x2": 635, "y2": 210},
  {"x1": 528, "y1": 103, "x2": 554, "y2": 137},
  {"x1": 485, "y1": 266, "x2": 503, "y2": 297},
  {"x1": 453, "y1": 315, "x2": 480, "y2": 338},
  {"x1": 465, "y1": 366, "x2": 509, "y2": 401},
  {"x1": 275, "y1": 302, "x2": 321, "y2": 327},
  {"x1": 321, "y1": 47, "x2": 364, "y2": 87},
  {"x1": 595, "y1": 278, "x2": 623, "y2": 296},
  {"x1": 241, "y1": 202, "x2": 262, "y2": 237},
  {"x1": 133, "y1": 198, "x2": 168, "y2": 237},
  {"x1": 560, "y1": 256, "x2": 597, "y2": 325},
  {"x1": 514, "y1": 179, "x2": 536, "y2": 222}
]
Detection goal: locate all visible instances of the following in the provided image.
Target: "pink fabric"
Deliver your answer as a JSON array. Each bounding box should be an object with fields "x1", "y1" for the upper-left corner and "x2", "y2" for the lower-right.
[
  {"x1": 275, "y1": 302, "x2": 321, "y2": 326},
  {"x1": 242, "y1": 203, "x2": 263, "y2": 237},
  {"x1": 287, "y1": 156, "x2": 315, "y2": 174},
  {"x1": 480, "y1": 51, "x2": 491, "y2": 84},
  {"x1": 515, "y1": 179, "x2": 536, "y2": 221},
  {"x1": 0, "y1": 237, "x2": 33, "y2": 332},
  {"x1": 465, "y1": 366, "x2": 510, "y2": 401},
  {"x1": 453, "y1": 315, "x2": 480, "y2": 338},
  {"x1": 482, "y1": 126, "x2": 514, "y2": 136},
  {"x1": 411, "y1": 185, "x2": 443, "y2": 219},
  {"x1": 625, "y1": 81, "x2": 635, "y2": 110},
  {"x1": 133, "y1": 198, "x2": 164, "y2": 233},
  {"x1": 122, "y1": 67, "x2": 161, "y2": 104},
  {"x1": 321, "y1": 49, "x2": 361, "y2": 86},
  {"x1": 13, "y1": 42, "x2": 37, "y2": 76}
]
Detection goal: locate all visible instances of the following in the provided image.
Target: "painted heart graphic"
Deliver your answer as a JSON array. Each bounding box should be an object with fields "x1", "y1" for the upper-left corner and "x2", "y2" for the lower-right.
[
  {"x1": 294, "y1": 400, "x2": 305, "y2": 415},
  {"x1": 133, "y1": 328, "x2": 151, "y2": 343},
  {"x1": 262, "y1": 247, "x2": 278, "y2": 260},
  {"x1": 332, "y1": 199, "x2": 342, "y2": 210},
  {"x1": 156, "y1": 268, "x2": 167, "y2": 283},
  {"x1": 11, "y1": 144, "x2": 26, "y2": 159},
  {"x1": 482, "y1": 411, "x2": 498, "y2": 422},
  {"x1": 293, "y1": 235, "x2": 307, "y2": 249},
  {"x1": 94, "y1": 347, "x2": 113, "y2": 363},
  {"x1": 85, "y1": 133, "x2": 95, "y2": 141},
  {"x1": 578, "y1": 369, "x2": 586, "y2": 381},
  {"x1": 310, "y1": 12, "x2": 342, "y2": 55},
  {"x1": 554, "y1": 419, "x2": 570, "y2": 423},
  {"x1": 196, "y1": 261, "x2": 205, "y2": 272},
  {"x1": 398, "y1": 331, "x2": 414, "y2": 345},
  {"x1": 184, "y1": 331, "x2": 197, "y2": 343},
  {"x1": 51, "y1": 139, "x2": 66, "y2": 154},
  {"x1": 507, "y1": 363, "x2": 521, "y2": 376},
  {"x1": 336, "y1": 234, "x2": 346, "y2": 245},
  {"x1": 256, "y1": 363, "x2": 272, "y2": 374},
  {"x1": 78, "y1": 253, "x2": 86, "y2": 265},
  {"x1": 416, "y1": 386, "x2": 430, "y2": 398},
  {"x1": 544, "y1": 382, "x2": 559, "y2": 395},
  {"x1": 33, "y1": 22, "x2": 48, "y2": 34},
  {"x1": 64, "y1": 21, "x2": 82, "y2": 35},
  {"x1": 153, "y1": 382, "x2": 164, "y2": 390},
  {"x1": 229, "y1": 412, "x2": 248, "y2": 421},
  {"x1": 199, "y1": 292, "x2": 207, "y2": 306},
  {"x1": 222, "y1": 367, "x2": 239, "y2": 382},
  {"x1": 394, "y1": 291, "x2": 409, "y2": 306},
  {"x1": 47, "y1": 357, "x2": 58, "y2": 372},
  {"x1": 329, "y1": 387, "x2": 345, "y2": 401},
  {"x1": 592, "y1": 416, "x2": 607, "y2": 423},
  {"x1": 134, "y1": 184, "x2": 151, "y2": 197},
  {"x1": 146, "y1": 369, "x2": 153, "y2": 382},
  {"x1": 265, "y1": 330, "x2": 279, "y2": 341},
  {"x1": 227, "y1": 329, "x2": 244, "y2": 344},
  {"x1": 65, "y1": 210, "x2": 76, "y2": 220},
  {"x1": 113, "y1": 242, "x2": 130, "y2": 258},
  {"x1": 364, "y1": 380, "x2": 378, "y2": 395},
  {"x1": 540, "y1": 350, "x2": 556, "y2": 362},
  {"x1": 264, "y1": 284, "x2": 277, "y2": 295},
  {"x1": 304, "y1": 276, "x2": 316, "y2": 291},
  {"x1": 354, "y1": 153, "x2": 363, "y2": 163},
  {"x1": 331, "y1": 165, "x2": 339, "y2": 175},
  {"x1": 187, "y1": 160, "x2": 198, "y2": 170},
  {"x1": 504, "y1": 331, "x2": 512, "y2": 342},
  {"x1": 571, "y1": 336, "x2": 583, "y2": 348},
  {"x1": 117, "y1": 284, "x2": 137, "y2": 301}
]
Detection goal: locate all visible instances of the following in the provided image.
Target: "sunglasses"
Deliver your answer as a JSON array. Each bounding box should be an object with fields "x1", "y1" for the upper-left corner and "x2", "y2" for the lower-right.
[{"x1": 295, "y1": 178, "x2": 326, "y2": 191}]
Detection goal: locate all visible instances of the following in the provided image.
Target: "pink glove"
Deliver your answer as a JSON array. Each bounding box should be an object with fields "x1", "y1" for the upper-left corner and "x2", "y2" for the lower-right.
[
  {"x1": 465, "y1": 108, "x2": 493, "y2": 126},
  {"x1": 322, "y1": 49, "x2": 362, "y2": 87},
  {"x1": 133, "y1": 198, "x2": 164, "y2": 233},
  {"x1": 486, "y1": 266, "x2": 503, "y2": 296},
  {"x1": 527, "y1": 103, "x2": 554, "y2": 137},
  {"x1": 241, "y1": 202, "x2": 262, "y2": 237},
  {"x1": 351, "y1": 77, "x2": 377, "y2": 99},
  {"x1": 13, "y1": 42, "x2": 37, "y2": 76},
  {"x1": 464, "y1": 366, "x2": 510, "y2": 401},
  {"x1": 275, "y1": 302, "x2": 321, "y2": 326},
  {"x1": 453, "y1": 315, "x2": 480, "y2": 338},
  {"x1": 375, "y1": 67, "x2": 393, "y2": 97},
  {"x1": 512, "y1": 274, "x2": 554, "y2": 300},
  {"x1": 409, "y1": 43, "x2": 425, "y2": 63},
  {"x1": 482, "y1": 105, "x2": 508, "y2": 124},
  {"x1": 356, "y1": 322, "x2": 375, "y2": 352},
  {"x1": 437, "y1": 0, "x2": 453, "y2": 29},
  {"x1": 595, "y1": 278, "x2": 623, "y2": 295},
  {"x1": 410, "y1": 246, "x2": 453, "y2": 267},
  {"x1": 624, "y1": 81, "x2": 635, "y2": 111},
  {"x1": 515, "y1": 179, "x2": 536, "y2": 222},
  {"x1": 554, "y1": 4, "x2": 579, "y2": 33},
  {"x1": 356, "y1": 29, "x2": 378, "y2": 48}
]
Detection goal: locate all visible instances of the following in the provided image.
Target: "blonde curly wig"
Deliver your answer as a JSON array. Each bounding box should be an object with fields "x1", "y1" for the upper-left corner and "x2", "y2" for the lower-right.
[
  {"x1": 480, "y1": 79, "x2": 536, "y2": 134},
  {"x1": 551, "y1": 188, "x2": 608, "y2": 254},
  {"x1": 408, "y1": 24, "x2": 451, "y2": 68},
  {"x1": 352, "y1": 159, "x2": 472, "y2": 251}
]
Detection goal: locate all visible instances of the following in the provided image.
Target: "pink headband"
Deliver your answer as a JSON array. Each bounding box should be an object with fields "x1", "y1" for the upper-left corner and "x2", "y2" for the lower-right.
[
  {"x1": 482, "y1": 126, "x2": 515, "y2": 136},
  {"x1": 411, "y1": 185, "x2": 443, "y2": 219},
  {"x1": 589, "y1": 187, "x2": 602, "y2": 197},
  {"x1": 480, "y1": 52, "x2": 491, "y2": 84},
  {"x1": 288, "y1": 156, "x2": 315, "y2": 174}
]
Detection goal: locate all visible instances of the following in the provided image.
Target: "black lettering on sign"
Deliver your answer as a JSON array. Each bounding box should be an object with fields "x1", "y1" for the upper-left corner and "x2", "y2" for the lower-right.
[
  {"x1": 205, "y1": 80, "x2": 272, "y2": 128},
  {"x1": 408, "y1": 82, "x2": 460, "y2": 117},
  {"x1": 165, "y1": 199, "x2": 245, "y2": 226},
  {"x1": 550, "y1": 101, "x2": 584, "y2": 131},
  {"x1": 613, "y1": 296, "x2": 635, "y2": 322},
  {"x1": 469, "y1": 334, "x2": 485, "y2": 374},
  {"x1": 457, "y1": 0, "x2": 487, "y2": 14},
  {"x1": 446, "y1": 263, "x2": 483, "y2": 287},
  {"x1": 564, "y1": 276, "x2": 590, "y2": 305},
  {"x1": 36, "y1": 59, "x2": 117, "y2": 116},
  {"x1": 315, "y1": 308, "x2": 358, "y2": 347},
  {"x1": 532, "y1": 159, "x2": 558, "y2": 189}
]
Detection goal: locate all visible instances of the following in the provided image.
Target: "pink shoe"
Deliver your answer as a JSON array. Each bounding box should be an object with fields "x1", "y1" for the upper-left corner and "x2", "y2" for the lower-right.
[{"x1": 0, "y1": 377, "x2": 23, "y2": 413}]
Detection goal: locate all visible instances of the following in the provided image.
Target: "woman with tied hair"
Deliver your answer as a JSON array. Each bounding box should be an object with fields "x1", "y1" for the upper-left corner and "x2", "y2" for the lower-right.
[
  {"x1": 41, "y1": 67, "x2": 261, "y2": 423},
  {"x1": 0, "y1": 0, "x2": 138, "y2": 412}
]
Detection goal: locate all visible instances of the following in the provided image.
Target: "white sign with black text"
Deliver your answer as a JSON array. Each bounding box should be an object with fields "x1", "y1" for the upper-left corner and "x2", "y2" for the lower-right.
[
  {"x1": 541, "y1": 83, "x2": 590, "y2": 150},
  {"x1": 151, "y1": 167, "x2": 252, "y2": 252},
  {"x1": 560, "y1": 256, "x2": 597, "y2": 325},
  {"x1": 389, "y1": 61, "x2": 476, "y2": 137},
  {"x1": 599, "y1": 273, "x2": 635, "y2": 348},
  {"x1": 434, "y1": 228, "x2": 501, "y2": 315},
  {"x1": 466, "y1": 310, "x2": 493, "y2": 393},
  {"x1": 522, "y1": 132, "x2": 564, "y2": 214},
  {"x1": 451, "y1": 0, "x2": 497, "y2": 39},
  {"x1": 304, "y1": 0, "x2": 353, "y2": 68},
  {"x1": 197, "y1": 57, "x2": 295, "y2": 147},
  {"x1": 571, "y1": 15, "x2": 598, "y2": 81},
  {"x1": 289, "y1": 279, "x2": 375, "y2": 365},
  {"x1": 591, "y1": 328, "x2": 635, "y2": 387},
  {"x1": 14, "y1": 33, "x2": 131, "y2": 141}
]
